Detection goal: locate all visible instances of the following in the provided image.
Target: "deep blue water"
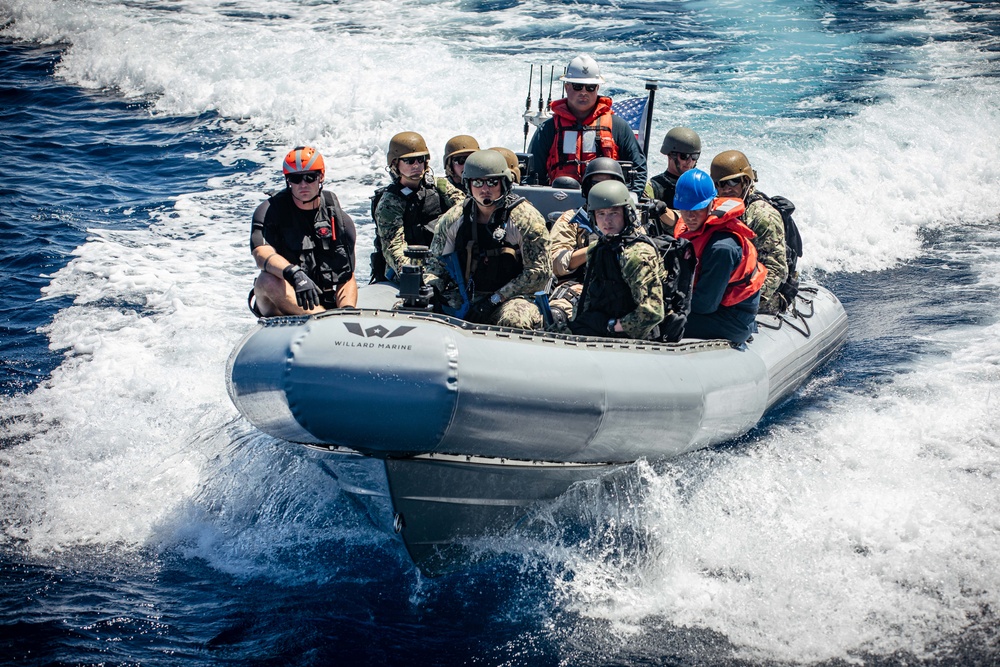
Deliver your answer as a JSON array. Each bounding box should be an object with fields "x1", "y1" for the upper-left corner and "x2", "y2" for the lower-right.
[
  {"x1": 3, "y1": 1, "x2": 1000, "y2": 665},
  {"x1": 0, "y1": 40, "x2": 236, "y2": 396}
]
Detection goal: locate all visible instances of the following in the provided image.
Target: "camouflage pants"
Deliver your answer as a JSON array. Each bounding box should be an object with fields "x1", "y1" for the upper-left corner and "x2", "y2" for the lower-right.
[
  {"x1": 545, "y1": 281, "x2": 582, "y2": 334},
  {"x1": 759, "y1": 291, "x2": 788, "y2": 316},
  {"x1": 491, "y1": 296, "x2": 543, "y2": 330}
]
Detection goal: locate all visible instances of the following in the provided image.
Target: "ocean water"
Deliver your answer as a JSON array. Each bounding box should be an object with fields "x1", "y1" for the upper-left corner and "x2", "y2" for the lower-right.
[{"x1": 2, "y1": 0, "x2": 1000, "y2": 665}]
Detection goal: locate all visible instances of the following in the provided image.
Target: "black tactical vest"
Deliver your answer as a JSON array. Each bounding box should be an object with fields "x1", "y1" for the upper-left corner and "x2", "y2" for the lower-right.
[
  {"x1": 265, "y1": 189, "x2": 354, "y2": 290},
  {"x1": 648, "y1": 171, "x2": 678, "y2": 207},
  {"x1": 453, "y1": 197, "x2": 525, "y2": 296},
  {"x1": 578, "y1": 237, "x2": 637, "y2": 320},
  {"x1": 380, "y1": 179, "x2": 447, "y2": 247}
]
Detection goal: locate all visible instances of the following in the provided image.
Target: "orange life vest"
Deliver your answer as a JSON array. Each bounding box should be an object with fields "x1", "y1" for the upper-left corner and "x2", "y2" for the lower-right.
[
  {"x1": 545, "y1": 96, "x2": 620, "y2": 183},
  {"x1": 676, "y1": 197, "x2": 768, "y2": 307}
]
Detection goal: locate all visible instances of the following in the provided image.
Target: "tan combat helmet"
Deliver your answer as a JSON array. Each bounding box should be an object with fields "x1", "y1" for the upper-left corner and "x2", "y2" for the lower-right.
[
  {"x1": 387, "y1": 131, "x2": 430, "y2": 172},
  {"x1": 660, "y1": 126, "x2": 702, "y2": 156},
  {"x1": 443, "y1": 135, "x2": 480, "y2": 169},
  {"x1": 488, "y1": 146, "x2": 521, "y2": 184},
  {"x1": 710, "y1": 150, "x2": 757, "y2": 184}
]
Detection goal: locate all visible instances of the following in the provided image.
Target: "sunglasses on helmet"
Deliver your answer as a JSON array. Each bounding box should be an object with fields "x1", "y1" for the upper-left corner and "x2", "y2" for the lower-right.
[
  {"x1": 399, "y1": 155, "x2": 428, "y2": 165},
  {"x1": 286, "y1": 172, "x2": 321, "y2": 184},
  {"x1": 470, "y1": 177, "x2": 501, "y2": 188},
  {"x1": 570, "y1": 83, "x2": 599, "y2": 92},
  {"x1": 670, "y1": 152, "x2": 700, "y2": 162}
]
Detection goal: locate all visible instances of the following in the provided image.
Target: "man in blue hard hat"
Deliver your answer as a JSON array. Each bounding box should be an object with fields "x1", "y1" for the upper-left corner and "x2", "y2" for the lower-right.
[{"x1": 673, "y1": 169, "x2": 766, "y2": 345}]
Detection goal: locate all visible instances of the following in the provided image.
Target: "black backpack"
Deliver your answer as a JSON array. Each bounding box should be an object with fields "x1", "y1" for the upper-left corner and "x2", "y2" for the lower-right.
[
  {"x1": 623, "y1": 233, "x2": 697, "y2": 343},
  {"x1": 751, "y1": 190, "x2": 803, "y2": 306}
]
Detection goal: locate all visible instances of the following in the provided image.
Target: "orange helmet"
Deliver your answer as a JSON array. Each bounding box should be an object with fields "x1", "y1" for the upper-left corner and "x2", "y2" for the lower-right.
[{"x1": 282, "y1": 146, "x2": 325, "y2": 176}]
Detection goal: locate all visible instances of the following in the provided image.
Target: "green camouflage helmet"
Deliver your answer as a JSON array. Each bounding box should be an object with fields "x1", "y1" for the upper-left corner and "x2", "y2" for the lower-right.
[
  {"x1": 660, "y1": 126, "x2": 702, "y2": 156},
  {"x1": 588, "y1": 180, "x2": 637, "y2": 230},
  {"x1": 462, "y1": 149, "x2": 514, "y2": 195}
]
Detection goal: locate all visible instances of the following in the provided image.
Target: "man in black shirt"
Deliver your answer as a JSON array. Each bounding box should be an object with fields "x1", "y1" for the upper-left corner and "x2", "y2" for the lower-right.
[{"x1": 250, "y1": 146, "x2": 357, "y2": 316}]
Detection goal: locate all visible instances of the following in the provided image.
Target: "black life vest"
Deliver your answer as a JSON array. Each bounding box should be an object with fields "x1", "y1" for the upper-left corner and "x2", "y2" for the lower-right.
[
  {"x1": 747, "y1": 189, "x2": 803, "y2": 306},
  {"x1": 453, "y1": 196, "x2": 526, "y2": 296},
  {"x1": 647, "y1": 171, "x2": 678, "y2": 207},
  {"x1": 265, "y1": 189, "x2": 354, "y2": 291},
  {"x1": 577, "y1": 231, "x2": 696, "y2": 342},
  {"x1": 578, "y1": 236, "x2": 641, "y2": 321},
  {"x1": 369, "y1": 177, "x2": 448, "y2": 282}
]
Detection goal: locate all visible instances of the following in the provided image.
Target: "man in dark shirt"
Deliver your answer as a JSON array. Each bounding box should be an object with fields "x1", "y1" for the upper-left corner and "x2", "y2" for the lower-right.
[
  {"x1": 250, "y1": 146, "x2": 357, "y2": 316},
  {"x1": 526, "y1": 54, "x2": 646, "y2": 194}
]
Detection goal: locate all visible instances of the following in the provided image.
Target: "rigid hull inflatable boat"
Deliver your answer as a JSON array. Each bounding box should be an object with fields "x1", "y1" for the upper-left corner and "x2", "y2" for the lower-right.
[{"x1": 227, "y1": 281, "x2": 847, "y2": 574}]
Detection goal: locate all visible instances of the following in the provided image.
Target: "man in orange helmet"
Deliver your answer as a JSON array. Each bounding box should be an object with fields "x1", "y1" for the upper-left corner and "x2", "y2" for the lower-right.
[{"x1": 250, "y1": 146, "x2": 358, "y2": 316}]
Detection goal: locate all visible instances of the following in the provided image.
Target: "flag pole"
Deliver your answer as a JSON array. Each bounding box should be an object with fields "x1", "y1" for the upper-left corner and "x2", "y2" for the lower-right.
[{"x1": 642, "y1": 80, "x2": 658, "y2": 157}]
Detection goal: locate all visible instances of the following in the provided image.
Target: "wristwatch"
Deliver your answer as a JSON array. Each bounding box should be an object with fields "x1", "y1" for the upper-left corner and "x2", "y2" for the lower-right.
[
  {"x1": 607, "y1": 318, "x2": 617, "y2": 333},
  {"x1": 490, "y1": 293, "x2": 502, "y2": 306}
]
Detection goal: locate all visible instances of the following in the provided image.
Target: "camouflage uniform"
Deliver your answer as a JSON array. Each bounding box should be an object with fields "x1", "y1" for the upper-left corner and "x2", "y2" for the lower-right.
[
  {"x1": 570, "y1": 231, "x2": 666, "y2": 340},
  {"x1": 374, "y1": 175, "x2": 463, "y2": 277},
  {"x1": 425, "y1": 196, "x2": 551, "y2": 329},
  {"x1": 549, "y1": 208, "x2": 593, "y2": 279},
  {"x1": 744, "y1": 185, "x2": 788, "y2": 314},
  {"x1": 547, "y1": 207, "x2": 593, "y2": 324},
  {"x1": 441, "y1": 176, "x2": 466, "y2": 207}
]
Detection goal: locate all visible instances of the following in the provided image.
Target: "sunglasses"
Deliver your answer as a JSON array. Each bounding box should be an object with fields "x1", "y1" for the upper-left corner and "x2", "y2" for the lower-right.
[
  {"x1": 286, "y1": 172, "x2": 321, "y2": 184},
  {"x1": 399, "y1": 155, "x2": 428, "y2": 165},
  {"x1": 717, "y1": 177, "x2": 746, "y2": 189},
  {"x1": 671, "y1": 152, "x2": 700, "y2": 162},
  {"x1": 451, "y1": 155, "x2": 468, "y2": 166},
  {"x1": 470, "y1": 177, "x2": 501, "y2": 188},
  {"x1": 570, "y1": 83, "x2": 599, "y2": 92}
]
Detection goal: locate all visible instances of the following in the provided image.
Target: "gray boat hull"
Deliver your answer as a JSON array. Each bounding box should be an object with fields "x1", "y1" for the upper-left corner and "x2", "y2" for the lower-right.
[{"x1": 228, "y1": 282, "x2": 847, "y2": 573}]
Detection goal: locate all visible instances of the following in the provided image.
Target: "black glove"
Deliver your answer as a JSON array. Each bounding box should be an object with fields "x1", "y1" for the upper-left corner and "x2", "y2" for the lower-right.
[
  {"x1": 467, "y1": 298, "x2": 496, "y2": 324},
  {"x1": 283, "y1": 264, "x2": 321, "y2": 310},
  {"x1": 659, "y1": 312, "x2": 687, "y2": 343},
  {"x1": 649, "y1": 199, "x2": 668, "y2": 219}
]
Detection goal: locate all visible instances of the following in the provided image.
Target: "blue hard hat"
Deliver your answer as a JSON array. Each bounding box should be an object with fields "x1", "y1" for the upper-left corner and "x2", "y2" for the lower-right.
[{"x1": 673, "y1": 168, "x2": 717, "y2": 211}]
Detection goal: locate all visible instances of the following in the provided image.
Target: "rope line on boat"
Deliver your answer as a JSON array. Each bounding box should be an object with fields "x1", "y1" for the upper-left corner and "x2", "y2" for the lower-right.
[{"x1": 757, "y1": 285, "x2": 818, "y2": 338}]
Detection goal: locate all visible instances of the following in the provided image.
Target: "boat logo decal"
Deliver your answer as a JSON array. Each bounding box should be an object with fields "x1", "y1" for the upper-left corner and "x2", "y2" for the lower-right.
[
  {"x1": 553, "y1": 191, "x2": 568, "y2": 201},
  {"x1": 344, "y1": 322, "x2": 415, "y2": 339}
]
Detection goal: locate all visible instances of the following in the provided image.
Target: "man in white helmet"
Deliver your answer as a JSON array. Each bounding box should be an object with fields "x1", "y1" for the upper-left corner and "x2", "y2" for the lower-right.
[{"x1": 526, "y1": 54, "x2": 647, "y2": 195}]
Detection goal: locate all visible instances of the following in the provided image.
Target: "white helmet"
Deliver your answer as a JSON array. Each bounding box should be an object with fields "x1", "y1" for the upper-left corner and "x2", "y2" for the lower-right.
[{"x1": 560, "y1": 54, "x2": 604, "y2": 85}]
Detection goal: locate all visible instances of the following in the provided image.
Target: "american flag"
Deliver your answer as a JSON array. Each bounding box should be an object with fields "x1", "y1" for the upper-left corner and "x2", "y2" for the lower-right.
[{"x1": 611, "y1": 95, "x2": 649, "y2": 145}]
